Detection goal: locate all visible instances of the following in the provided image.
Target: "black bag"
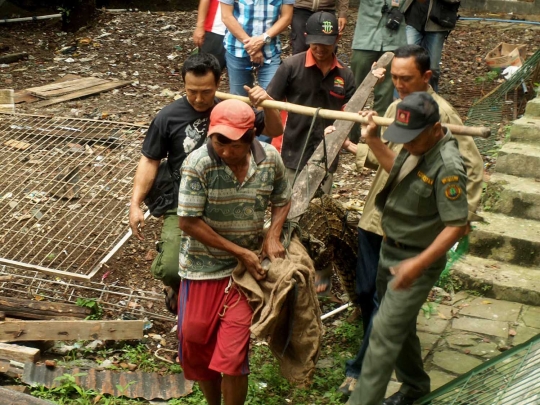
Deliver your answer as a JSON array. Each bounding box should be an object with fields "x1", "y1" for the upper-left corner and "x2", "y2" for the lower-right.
[
  {"x1": 385, "y1": 7, "x2": 404, "y2": 31},
  {"x1": 144, "y1": 160, "x2": 180, "y2": 218},
  {"x1": 429, "y1": 0, "x2": 460, "y2": 29}
]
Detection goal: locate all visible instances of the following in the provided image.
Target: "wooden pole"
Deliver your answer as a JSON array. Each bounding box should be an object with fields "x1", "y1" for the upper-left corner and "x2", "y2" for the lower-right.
[{"x1": 215, "y1": 91, "x2": 491, "y2": 139}]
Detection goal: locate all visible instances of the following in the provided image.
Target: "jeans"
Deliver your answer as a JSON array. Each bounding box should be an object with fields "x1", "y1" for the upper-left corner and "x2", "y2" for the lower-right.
[
  {"x1": 345, "y1": 229, "x2": 382, "y2": 378},
  {"x1": 225, "y1": 51, "x2": 281, "y2": 95},
  {"x1": 225, "y1": 52, "x2": 281, "y2": 143},
  {"x1": 405, "y1": 26, "x2": 448, "y2": 92}
]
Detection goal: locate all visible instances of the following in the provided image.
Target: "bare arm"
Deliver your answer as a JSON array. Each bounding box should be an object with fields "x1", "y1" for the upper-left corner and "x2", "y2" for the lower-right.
[
  {"x1": 391, "y1": 225, "x2": 467, "y2": 290},
  {"x1": 179, "y1": 216, "x2": 266, "y2": 280},
  {"x1": 221, "y1": 3, "x2": 250, "y2": 43},
  {"x1": 193, "y1": 0, "x2": 210, "y2": 47},
  {"x1": 261, "y1": 200, "x2": 291, "y2": 260},
  {"x1": 244, "y1": 85, "x2": 283, "y2": 138},
  {"x1": 362, "y1": 112, "x2": 396, "y2": 173},
  {"x1": 129, "y1": 156, "x2": 160, "y2": 240}
]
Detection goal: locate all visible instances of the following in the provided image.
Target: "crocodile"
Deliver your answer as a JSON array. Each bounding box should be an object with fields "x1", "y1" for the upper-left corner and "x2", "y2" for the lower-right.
[{"x1": 296, "y1": 195, "x2": 359, "y2": 307}]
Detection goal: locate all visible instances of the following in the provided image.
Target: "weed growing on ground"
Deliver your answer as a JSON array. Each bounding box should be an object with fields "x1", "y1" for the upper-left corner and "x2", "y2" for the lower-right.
[
  {"x1": 30, "y1": 316, "x2": 365, "y2": 404},
  {"x1": 76, "y1": 298, "x2": 103, "y2": 320}
]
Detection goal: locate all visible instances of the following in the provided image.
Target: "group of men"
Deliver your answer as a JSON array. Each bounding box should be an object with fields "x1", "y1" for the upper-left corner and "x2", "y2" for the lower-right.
[{"x1": 128, "y1": 1, "x2": 482, "y2": 405}]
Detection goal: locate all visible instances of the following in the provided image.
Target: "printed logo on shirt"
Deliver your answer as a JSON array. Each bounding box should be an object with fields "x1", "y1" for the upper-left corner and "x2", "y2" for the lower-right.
[
  {"x1": 334, "y1": 77, "x2": 344, "y2": 88},
  {"x1": 445, "y1": 184, "x2": 462, "y2": 200},
  {"x1": 322, "y1": 21, "x2": 334, "y2": 34},
  {"x1": 184, "y1": 117, "x2": 208, "y2": 153}
]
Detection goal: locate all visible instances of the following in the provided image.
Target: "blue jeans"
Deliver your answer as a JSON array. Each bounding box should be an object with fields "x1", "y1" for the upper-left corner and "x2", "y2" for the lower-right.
[
  {"x1": 405, "y1": 26, "x2": 447, "y2": 92},
  {"x1": 225, "y1": 51, "x2": 281, "y2": 143},
  {"x1": 345, "y1": 229, "x2": 382, "y2": 378},
  {"x1": 225, "y1": 51, "x2": 281, "y2": 95}
]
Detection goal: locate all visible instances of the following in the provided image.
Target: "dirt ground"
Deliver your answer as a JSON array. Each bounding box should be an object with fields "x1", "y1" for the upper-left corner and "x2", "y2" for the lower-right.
[{"x1": 1, "y1": 5, "x2": 540, "y2": 361}]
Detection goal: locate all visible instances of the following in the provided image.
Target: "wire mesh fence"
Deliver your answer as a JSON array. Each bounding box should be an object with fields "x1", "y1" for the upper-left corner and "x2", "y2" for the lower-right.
[
  {"x1": 0, "y1": 265, "x2": 174, "y2": 321},
  {"x1": 417, "y1": 335, "x2": 540, "y2": 405},
  {"x1": 466, "y1": 49, "x2": 540, "y2": 154},
  {"x1": 0, "y1": 113, "x2": 147, "y2": 280}
]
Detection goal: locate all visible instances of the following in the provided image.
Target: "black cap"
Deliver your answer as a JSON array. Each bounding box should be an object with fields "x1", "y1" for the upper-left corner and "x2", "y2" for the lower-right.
[
  {"x1": 383, "y1": 92, "x2": 440, "y2": 144},
  {"x1": 305, "y1": 11, "x2": 339, "y2": 46}
]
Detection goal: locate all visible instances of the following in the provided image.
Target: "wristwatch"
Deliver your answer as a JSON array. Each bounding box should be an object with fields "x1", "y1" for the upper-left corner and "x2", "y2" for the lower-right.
[{"x1": 262, "y1": 32, "x2": 272, "y2": 44}]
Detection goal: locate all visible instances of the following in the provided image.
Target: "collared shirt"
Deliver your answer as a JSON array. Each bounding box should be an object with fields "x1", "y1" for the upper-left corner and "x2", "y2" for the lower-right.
[
  {"x1": 267, "y1": 49, "x2": 356, "y2": 172},
  {"x1": 375, "y1": 133, "x2": 468, "y2": 249},
  {"x1": 293, "y1": 0, "x2": 349, "y2": 18},
  {"x1": 177, "y1": 139, "x2": 291, "y2": 280},
  {"x1": 351, "y1": 0, "x2": 407, "y2": 51},
  {"x1": 356, "y1": 86, "x2": 484, "y2": 235},
  {"x1": 220, "y1": 0, "x2": 295, "y2": 60}
]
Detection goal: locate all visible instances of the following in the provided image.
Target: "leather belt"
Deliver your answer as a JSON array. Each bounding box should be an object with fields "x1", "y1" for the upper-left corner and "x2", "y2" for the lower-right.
[{"x1": 382, "y1": 235, "x2": 415, "y2": 250}]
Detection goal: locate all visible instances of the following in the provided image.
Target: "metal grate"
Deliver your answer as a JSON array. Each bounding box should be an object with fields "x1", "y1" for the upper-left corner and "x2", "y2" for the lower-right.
[
  {"x1": 0, "y1": 265, "x2": 174, "y2": 321},
  {"x1": 0, "y1": 113, "x2": 148, "y2": 280},
  {"x1": 417, "y1": 335, "x2": 540, "y2": 405},
  {"x1": 466, "y1": 49, "x2": 540, "y2": 154}
]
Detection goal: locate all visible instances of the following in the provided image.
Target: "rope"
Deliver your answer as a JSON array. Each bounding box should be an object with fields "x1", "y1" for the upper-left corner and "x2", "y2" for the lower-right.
[{"x1": 292, "y1": 107, "x2": 322, "y2": 188}]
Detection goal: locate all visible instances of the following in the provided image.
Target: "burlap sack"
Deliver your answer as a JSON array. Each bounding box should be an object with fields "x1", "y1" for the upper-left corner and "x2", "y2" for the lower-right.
[{"x1": 232, "y1": 236, "x2": 323, "y2": 387}]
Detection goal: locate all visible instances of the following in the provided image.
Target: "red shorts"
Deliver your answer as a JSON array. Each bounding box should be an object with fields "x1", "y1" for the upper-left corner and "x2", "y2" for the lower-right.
[{"x1": 177, "y1": 277, "x2": 252, "y2": 381}]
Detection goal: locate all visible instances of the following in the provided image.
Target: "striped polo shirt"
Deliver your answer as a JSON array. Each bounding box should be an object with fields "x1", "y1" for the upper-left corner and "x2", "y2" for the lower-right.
[
  {"x1": 220, "y1": 0, "x2": 295, "y2": 60},
  {"x1": 177, "y1": 139, "x2": 291, "y2": 280}
]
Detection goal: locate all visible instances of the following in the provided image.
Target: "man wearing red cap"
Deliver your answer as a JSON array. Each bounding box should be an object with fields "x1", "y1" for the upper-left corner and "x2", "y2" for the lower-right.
[{"x1": 176, "y1": 99, "x2": 291, "y2": 405}]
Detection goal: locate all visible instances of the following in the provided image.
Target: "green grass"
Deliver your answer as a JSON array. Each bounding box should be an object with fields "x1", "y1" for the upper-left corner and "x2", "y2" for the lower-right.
[{"x1": 31, "y1": 314, "x2": 365, "y2": 404}]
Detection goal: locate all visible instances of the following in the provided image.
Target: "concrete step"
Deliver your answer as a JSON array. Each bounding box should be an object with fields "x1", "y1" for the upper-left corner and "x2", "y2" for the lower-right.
[
  {"x1": 525, "y1": 97, "x2": 540, "y2": 119},
  {"x1": 452, "y1": 255, "x2": 540, "y2": 306},
  {"x1": 495, "y1": 142, "x2": 540, "y2": 179},
  {"x1": 509, "y1": 116, "x2": 540, "y2": 145},
  {"x1": 469, "y1": 211, "x2": 540, "y2": 267},
  {"x1": 485, "y1": 173, "x2": 540, "y2": 221}
]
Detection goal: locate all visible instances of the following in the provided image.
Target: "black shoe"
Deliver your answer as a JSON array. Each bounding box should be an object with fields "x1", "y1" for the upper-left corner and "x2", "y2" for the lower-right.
[{"x1": 382, "y1": 392, "x2": 417, "y2": 405}]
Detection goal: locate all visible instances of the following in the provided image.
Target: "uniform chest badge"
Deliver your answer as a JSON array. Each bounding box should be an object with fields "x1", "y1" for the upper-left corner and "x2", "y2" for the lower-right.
[{"x1": 445, "y1": 184, "x2": 462, "y2": 200}]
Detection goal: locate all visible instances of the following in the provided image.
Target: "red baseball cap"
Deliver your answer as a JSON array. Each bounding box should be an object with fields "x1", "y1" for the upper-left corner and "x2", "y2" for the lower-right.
[{"x1": 208, "y1": 99, "x2": 255, "y2": 140}]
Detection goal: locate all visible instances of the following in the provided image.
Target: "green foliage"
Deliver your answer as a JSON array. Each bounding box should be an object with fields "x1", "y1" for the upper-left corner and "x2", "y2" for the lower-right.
[
  {"x1": 474, "y1": 70, "x2": 499, "y2": 84},
  {"x1": 436, "y1": 235, "x2": 470, "y2": 292},
  {"x1": 76, "y1": 298, "x2": 103, "y2": 320}
]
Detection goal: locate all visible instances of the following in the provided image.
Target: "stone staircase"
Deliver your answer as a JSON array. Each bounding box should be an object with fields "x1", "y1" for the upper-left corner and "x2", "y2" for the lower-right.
[{"x1": 452, "y1": 95, "x2": 540, "y2": 306}]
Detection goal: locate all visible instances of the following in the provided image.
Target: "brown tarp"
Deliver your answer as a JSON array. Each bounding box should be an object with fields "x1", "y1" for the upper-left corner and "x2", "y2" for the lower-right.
[{"x1": 233, "y1": 236, "x2": 322, "y2": 387}]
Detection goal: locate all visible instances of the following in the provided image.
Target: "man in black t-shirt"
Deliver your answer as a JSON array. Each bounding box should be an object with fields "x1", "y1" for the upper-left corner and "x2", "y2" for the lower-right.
[
  {"x1": 129, "y1": 53, "x2": 282, "y2": 313},
  {"x1": 267, "y1": 11, "x2": 356, "y2": 195}
]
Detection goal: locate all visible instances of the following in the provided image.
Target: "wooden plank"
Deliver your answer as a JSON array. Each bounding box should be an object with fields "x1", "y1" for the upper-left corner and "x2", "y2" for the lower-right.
[
  {"x1": 0, "y1": 320, "x2": 144, "y2": 342},
  {"x1": 0, "y1": 89, "x2": 14, "y2": 104},
  {"x1": 0, "y1": 386, "x2": 55, "y2": 405},
  {"x1": 13, "y1": 90, "x2": 38, "y2": 104},
  {"x1": 0, "y1": 342, "x2": 40, "y2": 363},
  {"x1": 0, "y1": 104, "x2": 14, "y2": 113},
  {"x1": 4, "y1": 139, "x2": 30, "y2": 150},
  {"x1": 0, "y1": 295, "x2": 91, "y2": 320},
  {"x1": 0, "y1": 359, "x2": 24, "y2": 379},
  {"x1": 25, "y1": 77, "x2": 97, "y2": 93},
  {"x1": 288, "y1": 52, "x2": 395, "y2": 219},
  {"x1": 32, "y1": 80, "x2": 132, "y2": 108},
  {"x1": 28, "y1": 78, "x2": 108, "y2": 98},
  {"x1": 0, "y1": 52, "x2": 28, "y2": 64}
]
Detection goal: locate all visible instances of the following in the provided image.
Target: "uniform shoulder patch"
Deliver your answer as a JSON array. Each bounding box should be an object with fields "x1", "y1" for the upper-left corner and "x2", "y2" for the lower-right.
[
  {"x1": 445, "y1": 183, "x2": 462, "y2": 200},
  {"x1": 442, "y1": 175, "x2": 459, "y2": 184}
]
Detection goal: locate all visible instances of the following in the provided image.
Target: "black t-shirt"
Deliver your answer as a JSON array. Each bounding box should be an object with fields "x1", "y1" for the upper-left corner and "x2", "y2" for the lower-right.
[
  {"x1": 267, "y1": 51, "x2": 356, "y2": 173},
  {"x1": 141, "y1": 96, "x2": 266, "y2": 172},
  {"x1": 405, "y1": 0, "x2": 430, "y2": 32}
]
